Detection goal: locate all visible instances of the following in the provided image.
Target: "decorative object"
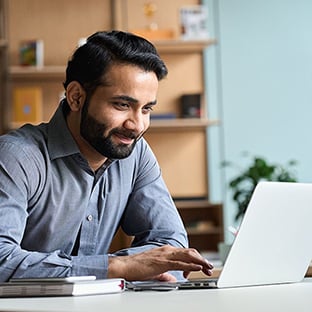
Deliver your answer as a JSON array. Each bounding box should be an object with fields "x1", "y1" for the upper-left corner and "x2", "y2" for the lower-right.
[
  {"x1": 143, "y1": 1, "x2": 158, "y2": 31},
  {"x1": 180, "y1": 5, "x2": 209, "y2": 40},
  {"x1": 131, "y1": 2, "x2": 174, "y2": 40},
  {"x1": 222, "y1": 153, "x2": 298, "y2": 221}
]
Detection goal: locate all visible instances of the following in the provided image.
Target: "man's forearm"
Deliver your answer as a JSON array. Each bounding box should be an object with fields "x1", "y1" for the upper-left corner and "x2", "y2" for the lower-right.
[{"x1": 0, "y1": 247, "x2": 109, "y2": 282}]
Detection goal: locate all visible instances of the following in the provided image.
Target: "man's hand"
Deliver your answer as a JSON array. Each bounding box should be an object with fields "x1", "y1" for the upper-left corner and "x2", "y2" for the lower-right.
[{"x1": 107, "y1": 245, "x2": 213, "y2": 281}]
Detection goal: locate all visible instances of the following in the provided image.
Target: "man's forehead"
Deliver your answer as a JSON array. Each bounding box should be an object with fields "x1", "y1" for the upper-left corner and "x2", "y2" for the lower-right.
[{"x1": 102, "y1": 63, "x2": 156, "y2": 83}]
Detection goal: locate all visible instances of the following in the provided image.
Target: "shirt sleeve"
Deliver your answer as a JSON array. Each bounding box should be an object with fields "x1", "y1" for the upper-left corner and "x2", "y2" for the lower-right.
[
  {"x1": 0, "y1": 140, "x2": 112, "y2": 281},
  {"x1": 113, "y1": 179, "x2": 189, "y2": 280},
  {"x1": 110, "y1": 141, "x2": 189, "y2": 281},
  {"x1": 114, "y1": 140, "x2": 189, "y2": 252}
]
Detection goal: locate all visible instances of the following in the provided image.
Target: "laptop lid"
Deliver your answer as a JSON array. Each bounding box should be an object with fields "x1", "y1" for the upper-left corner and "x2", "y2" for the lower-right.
[{"x1": 217, "y1": 181, "x2": 312, "y2": 288}]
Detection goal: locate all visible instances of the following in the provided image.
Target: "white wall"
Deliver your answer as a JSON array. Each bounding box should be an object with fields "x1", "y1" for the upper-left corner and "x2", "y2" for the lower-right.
[{"x1": 204, "y1": 0, "x2": 312, "y2": 241}]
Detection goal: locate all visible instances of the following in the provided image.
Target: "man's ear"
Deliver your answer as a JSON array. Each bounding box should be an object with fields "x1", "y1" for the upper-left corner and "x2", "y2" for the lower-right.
[{"x1": 66, "y1": 81, "x2": 86, "y2": 112}]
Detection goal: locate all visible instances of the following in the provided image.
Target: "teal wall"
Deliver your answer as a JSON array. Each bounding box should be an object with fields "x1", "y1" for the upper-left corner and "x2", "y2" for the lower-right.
[{"x1": 203, "y1": 0, "x2": 312, "y2": 241}]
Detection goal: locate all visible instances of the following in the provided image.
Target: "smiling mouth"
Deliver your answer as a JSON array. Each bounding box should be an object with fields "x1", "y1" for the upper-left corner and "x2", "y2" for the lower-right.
[{"x1": 113, "y1": 133, "x2": 135, "y2": 145}]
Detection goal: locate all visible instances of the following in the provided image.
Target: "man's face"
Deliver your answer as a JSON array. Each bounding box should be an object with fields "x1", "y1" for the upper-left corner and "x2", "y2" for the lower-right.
[{"x1": 80, "y1": 64, "x2": 158, "y2": 159}]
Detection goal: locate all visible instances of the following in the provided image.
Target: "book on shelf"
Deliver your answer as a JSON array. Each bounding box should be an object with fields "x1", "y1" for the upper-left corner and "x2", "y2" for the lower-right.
[
  {"x1": 0, "y1": 276, "x2": 125, "y2": 297},
  {"x1": 19, "y1": 39, "x2": 44, "y2": 67},
  {"x1": 180, "y1": 5, "x2": 210, "y2": 40},
  {"x1": 180, "y1": 93, "x2": 202, "y2": 118},
  {"x1": 150, "y1": 112, "x2": 177, "y2": 120},
  {"x1": 12, "y1": 87, "x2": 43, "y2": 125}
]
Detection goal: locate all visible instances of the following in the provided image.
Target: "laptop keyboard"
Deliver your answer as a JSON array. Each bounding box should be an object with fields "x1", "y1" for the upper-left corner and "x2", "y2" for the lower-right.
[{"x1": 126, "y1": 279, "x2": 218, "y2": 291}]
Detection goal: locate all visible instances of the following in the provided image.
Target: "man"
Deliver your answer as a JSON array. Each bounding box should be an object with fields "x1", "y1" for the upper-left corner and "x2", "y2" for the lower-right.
[{"x1": 0, "y1": 31, "x2": 213, "y2": 282}]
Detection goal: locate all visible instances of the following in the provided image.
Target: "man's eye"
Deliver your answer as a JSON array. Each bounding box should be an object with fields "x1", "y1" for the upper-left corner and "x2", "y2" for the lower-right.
[
  {"x1": 113, "y1": 102, "x2": 130, "y2": 110},
  {"x1": 143, "y1": 106, "x2": 154, "y2": 113}
]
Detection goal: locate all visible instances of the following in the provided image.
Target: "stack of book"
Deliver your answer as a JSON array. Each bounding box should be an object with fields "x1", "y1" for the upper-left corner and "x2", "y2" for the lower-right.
[{"x1": 0, "y1": 276, "x2": 125, "y2": 297}]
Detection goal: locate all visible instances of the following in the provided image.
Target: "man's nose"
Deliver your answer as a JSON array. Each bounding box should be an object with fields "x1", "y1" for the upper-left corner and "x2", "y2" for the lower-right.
[{"x1": 123, "y1": 112, "x2": 146, "y2": 134}]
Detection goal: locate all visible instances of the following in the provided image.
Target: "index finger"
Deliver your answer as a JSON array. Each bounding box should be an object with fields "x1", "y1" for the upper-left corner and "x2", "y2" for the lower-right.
[{"x1": 172, "y1": 248, "x2": 214, "y2": 269}]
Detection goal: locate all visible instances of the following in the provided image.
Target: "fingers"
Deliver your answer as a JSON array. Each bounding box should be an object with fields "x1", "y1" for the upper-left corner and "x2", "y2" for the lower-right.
[
  {"x1": 146, "y1": 245, "x2": 214, "y2": 278},
  {"x1": 153, "y1": 272, "x2": 177, "y2": 282},
  {"x1": 201, "y1": 261, "x2": 214, "y2": 276},
  {"x1": 183, "y1": 271, "x2": 190, "y2": 279},
  {"x1": 163, "y1": 246, "x2": 214, "y2": 272},
  {"x1": 164, "y1": 259, "x2": 203, "y2": 273},
  {"x1": 108, "y1": 245, "x2": 214, "y2": 281}
]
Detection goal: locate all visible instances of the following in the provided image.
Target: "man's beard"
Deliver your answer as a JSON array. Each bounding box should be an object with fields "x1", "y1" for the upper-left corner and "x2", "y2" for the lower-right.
[{"x1": 80, "y1": 105, "x2": 144, "y2": 159}]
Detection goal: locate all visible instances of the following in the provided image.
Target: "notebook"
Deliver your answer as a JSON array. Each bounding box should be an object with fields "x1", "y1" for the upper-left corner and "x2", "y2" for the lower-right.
[
  {"x1": 0, "y1": 276, "x2": 125, "y2": 297},
  {"x1": 127, "y1": 182, "x2": 312, "y2": 290}
]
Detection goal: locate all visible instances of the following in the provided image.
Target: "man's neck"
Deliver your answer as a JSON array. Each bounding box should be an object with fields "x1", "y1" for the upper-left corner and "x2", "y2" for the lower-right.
[{"x1": 66, "y1": 113, "x2": 107, "y2": 172}]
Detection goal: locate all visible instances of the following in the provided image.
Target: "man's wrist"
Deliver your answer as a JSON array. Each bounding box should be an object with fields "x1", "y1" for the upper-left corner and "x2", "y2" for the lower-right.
[{"x1": 107, "y1": 256, "x2": 125, "y2": 278}]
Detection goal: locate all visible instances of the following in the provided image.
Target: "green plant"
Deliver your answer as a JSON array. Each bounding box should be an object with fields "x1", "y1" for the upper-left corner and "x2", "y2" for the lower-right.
[{"x1": 222, "y1": 154, "x2": 298, "y2": 221}]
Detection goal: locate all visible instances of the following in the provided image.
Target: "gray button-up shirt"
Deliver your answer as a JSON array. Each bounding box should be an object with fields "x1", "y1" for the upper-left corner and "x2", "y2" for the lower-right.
[{"x1": 0, "y1": 103, "x2": 188, "y2": 282}]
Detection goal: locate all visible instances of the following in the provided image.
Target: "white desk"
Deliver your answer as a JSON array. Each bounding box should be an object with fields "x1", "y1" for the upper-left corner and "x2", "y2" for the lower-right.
[{"x1": 1, "y1": 279, "x2": 312, "y2": 312}]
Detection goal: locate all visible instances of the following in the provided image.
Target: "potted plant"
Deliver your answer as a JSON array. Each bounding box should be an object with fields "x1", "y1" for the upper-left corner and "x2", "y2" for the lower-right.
[
  {"x1": 223, "y1": 154, "x2": 298, "y2": 222},
  {"x1": 217, "y1": 154, "x2": 298, "y2": 264}
]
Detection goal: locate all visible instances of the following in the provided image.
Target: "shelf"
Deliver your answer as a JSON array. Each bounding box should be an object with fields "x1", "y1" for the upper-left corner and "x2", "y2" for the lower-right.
[
  {"x1": 8, "y1": 39, "x2": 216, "y2": 79},
  {"x1": 8, "y1": 67, "x2": 219, "y2": 131},
  {"x1": 8, "y1": 65, "x2": 220, "y2": 131},
  {"x1": 186, "y1": 227, "x2": 223, "y2": 235},
  {"x1": 7, "y1": 121, "x2": 45, "y2": 130},
  {"x1": 175, "y1": 199, "x2": 224, "y2": 252},
  {"x1": 9, "y1": 65, "x2": 66, "y2": 80},
  {"x1": 8, "y1": 119, "x2": 220, "y2": 132},
  {"x1": 153, "y1": 39, "x2": 216, "y2": 53},
  {"x1": 9, "y1": 39, "x2": 216, "y2": 78},
  {"x1": 175, "y1": 199, "x2": 222, "y2": 210},
  {"x1": 149, "y1": 118, "x2": 219, "y2": 131}
]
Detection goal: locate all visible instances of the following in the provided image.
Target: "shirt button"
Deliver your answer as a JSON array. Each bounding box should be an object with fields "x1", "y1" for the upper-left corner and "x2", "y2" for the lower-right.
[{"x1": 87, "y1": 215, "x2": 93, "y2": 222}]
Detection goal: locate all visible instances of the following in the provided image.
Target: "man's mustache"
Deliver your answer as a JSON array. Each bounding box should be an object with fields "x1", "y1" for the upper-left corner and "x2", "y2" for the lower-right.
[{"x1": 110, "y1": 128, "x2": 146, "y2": 142}]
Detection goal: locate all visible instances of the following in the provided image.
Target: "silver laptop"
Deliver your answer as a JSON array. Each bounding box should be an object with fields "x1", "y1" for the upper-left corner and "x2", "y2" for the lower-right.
[
  {"x1": 127, "y1": 182, "x2": 312, "y2": 290},
  {"x1": 216, "y1": 181, "x2": 312, "y2": 288}
]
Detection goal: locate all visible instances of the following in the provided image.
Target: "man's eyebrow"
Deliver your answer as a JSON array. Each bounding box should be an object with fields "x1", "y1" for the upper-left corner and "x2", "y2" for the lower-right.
[
  {"x1": 148, "y1": 100, "x2": 157, "y2": 106},
  {"x1": 111, "y1": 95, "x2": 157, "y2": 106},
  {"x1": 111, "y1": 95, "x2": 138, "y2": 103}
]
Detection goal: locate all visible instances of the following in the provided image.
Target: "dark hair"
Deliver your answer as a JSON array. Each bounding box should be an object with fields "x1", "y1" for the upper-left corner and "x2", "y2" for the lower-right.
[{"x1": 63, "y1": 30, "x2": 168, "y2": 111}]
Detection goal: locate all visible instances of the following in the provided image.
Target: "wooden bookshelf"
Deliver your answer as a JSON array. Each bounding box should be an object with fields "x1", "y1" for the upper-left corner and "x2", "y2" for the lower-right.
[
  {"x1": 175, "y1": 200, "x2": 224, "y2": 252},
  {"x1": 5, "y1": 0, "x2": 223, "y2": 252}
]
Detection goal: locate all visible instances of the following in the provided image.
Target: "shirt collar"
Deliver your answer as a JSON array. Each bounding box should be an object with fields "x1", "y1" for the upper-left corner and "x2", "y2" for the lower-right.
[{"x1": 47, "y1": 101, "x2": 81, "y2": 160}]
